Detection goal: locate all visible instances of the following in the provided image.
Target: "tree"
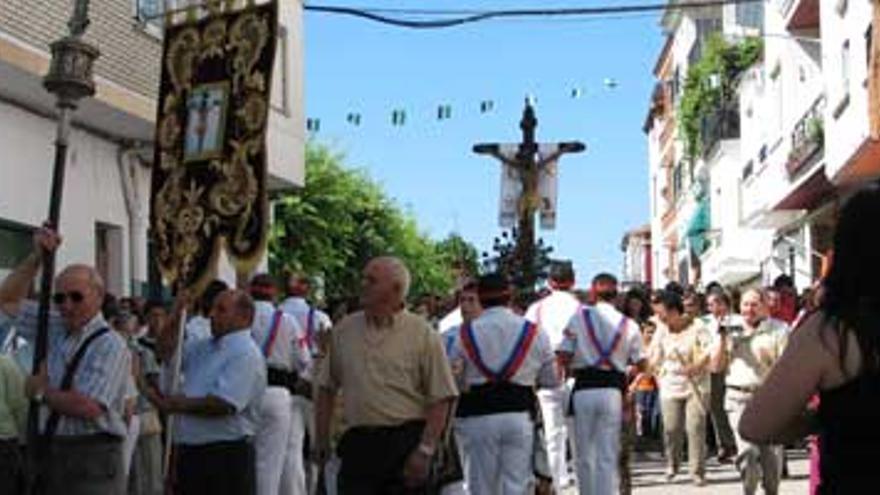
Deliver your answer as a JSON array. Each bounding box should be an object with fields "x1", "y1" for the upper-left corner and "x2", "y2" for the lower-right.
[
  {"x1": 270, "y1": 144, "x2": 478, "y2": 308},
  {"x1": 481, "y1": 228, "x2": 554, "y2": 306}
]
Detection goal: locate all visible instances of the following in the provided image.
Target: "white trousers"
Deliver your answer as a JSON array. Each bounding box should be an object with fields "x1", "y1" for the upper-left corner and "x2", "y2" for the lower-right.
[
  {"x1": 256, "y1": 387, "x2": 294, "y2": 495},
  {"x1": 455, "y1": 412, "x2": 534, "y2": 495},
  {"x1": 572, "y1": 388, "x2": 622, "y2": 495},
  {"x1": 538, "y1": 383, "x2": 575, "y2": 490},
  {"x1": 122, "y1": 414, "x2": 141, "y2": 478},
  {"x1": 280, "y1": 395, "x2": 310, "y2": 495}
]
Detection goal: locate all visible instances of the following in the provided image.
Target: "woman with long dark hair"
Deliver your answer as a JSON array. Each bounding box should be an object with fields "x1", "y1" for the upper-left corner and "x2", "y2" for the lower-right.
[{"x1": 740, "y1": 182, "x2": 880, "y2": 494}]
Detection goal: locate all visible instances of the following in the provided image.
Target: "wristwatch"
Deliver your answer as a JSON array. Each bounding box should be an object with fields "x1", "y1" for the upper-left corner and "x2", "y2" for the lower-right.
[{"x1": 417, "y1": 442, "x2": 436, "y2": 457}]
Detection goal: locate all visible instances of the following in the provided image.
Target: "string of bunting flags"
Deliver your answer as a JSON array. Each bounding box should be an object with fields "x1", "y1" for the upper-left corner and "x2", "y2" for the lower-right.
[{"x1": 306, "y1": 79, "x2": 618, "y2": 132}]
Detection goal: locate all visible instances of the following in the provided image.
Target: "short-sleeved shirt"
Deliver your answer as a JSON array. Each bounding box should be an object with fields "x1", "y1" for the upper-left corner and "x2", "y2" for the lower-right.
[
  {"x1": 251, "y1": 301, "x2": 310, "y2": 375},
  {"x1": 449, "y1": 306, "x2": 559, "y2": 389},
  {"x1": 175, "y1": 329, "x2": 267, "y2": 445},
  {"x1": 650, "y1": 319, "x2": 713, "y2": 400},
  {"x1": 317, "y1": 310, "x2": 458, "y2": 428},
  {"x1": 558, "y1": 302, "x2": 644, "y2": 373},
  {"x1": 184, "y1": 316, "x2": 213, "y2": 342},
  {"x1": 8, "y1": 302, "x2": 131, "y2": 437},
  {"x1": 715, "y1": 317, "x2": 789, "y2": 389},
  {"x1": 526, "y1": 290, "x2": 582, "y2": 349}
]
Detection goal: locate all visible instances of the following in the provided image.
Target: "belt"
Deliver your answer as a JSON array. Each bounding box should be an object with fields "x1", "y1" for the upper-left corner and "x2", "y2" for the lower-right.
[
  {"x1": 176, "y1": 437, "x2": 252, "y2": 453},
  {"x1": 456, "y1": 382, "x2": 536, "y2": 418},
  {"x1": 572, "y1": 367, "x2": 626, "y2": 391},
  {"x1": 727, "y1": 384, "x2": 758, "y2": 393},
  {"x1": 267, "y1": 367, "x2": 298, "y2": 390}
]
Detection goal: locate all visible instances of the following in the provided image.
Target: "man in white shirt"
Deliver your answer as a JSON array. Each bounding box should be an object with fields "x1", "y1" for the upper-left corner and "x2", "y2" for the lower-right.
[
  {"x1": 558, "y1": 273, "x2": 646, "y2": 495},
  {"x1": 449, "y1": 272, "x2": 559, "y2": 493},
  {"x1": 279, "y1": 272, "x2": 331, "y2": 492},
  {"x1": 525, "y1": 261, "x2": 581, "y2": 491},
  {"x1": 249, "y1": 274, "x2": 311, "y2": 495}
]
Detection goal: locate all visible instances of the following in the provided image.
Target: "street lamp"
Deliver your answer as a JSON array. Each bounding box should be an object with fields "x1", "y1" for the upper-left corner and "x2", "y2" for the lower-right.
[{"x1": 28, "y1": 0, "x2": 99, "y2": 489}]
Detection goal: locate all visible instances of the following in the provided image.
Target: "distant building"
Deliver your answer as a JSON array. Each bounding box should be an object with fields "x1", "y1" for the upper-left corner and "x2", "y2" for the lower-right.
[{"x1": 621, "y1": 224, "x2": 652, "y2": 289}]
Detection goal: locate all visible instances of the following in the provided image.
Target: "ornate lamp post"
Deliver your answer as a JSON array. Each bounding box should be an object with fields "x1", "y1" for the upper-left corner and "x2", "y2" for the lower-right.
[{"x1": 28, "y1": 1, "x2": 99, "y2": 488}]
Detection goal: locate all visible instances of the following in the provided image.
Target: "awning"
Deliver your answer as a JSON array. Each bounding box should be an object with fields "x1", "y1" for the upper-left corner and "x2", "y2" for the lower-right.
[
  {"x1": 773, "y1": 166, "x2": 836, "y2": 211},
  {"x1": 687, "y1": 199, "x2": 711, "y2": 256}
]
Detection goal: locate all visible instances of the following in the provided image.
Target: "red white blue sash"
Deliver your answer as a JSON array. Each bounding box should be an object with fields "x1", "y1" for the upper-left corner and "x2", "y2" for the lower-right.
[
  {"x1": 459, "y1": 320, "x2": 539, "y2": 382},
  {"x1": 580, "y1": 307, "x2": 628, "y2": 371},
  {"x1": 262, "y1": 310, "x2": 284, "y2": 358}
]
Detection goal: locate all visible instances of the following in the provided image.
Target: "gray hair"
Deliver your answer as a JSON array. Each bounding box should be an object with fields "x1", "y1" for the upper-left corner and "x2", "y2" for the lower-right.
[
  {"x1": 58, "y1": 264, "x2": 105, "y2": 295},
  {"x1": 374, "y1": 256, "x2": 411, "y2": 300}
]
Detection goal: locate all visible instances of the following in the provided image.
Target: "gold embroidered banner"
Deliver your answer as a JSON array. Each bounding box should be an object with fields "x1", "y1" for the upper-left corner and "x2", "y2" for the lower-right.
[{"x1": 150, "y1": 1, "x2": 278, "y2": 291}]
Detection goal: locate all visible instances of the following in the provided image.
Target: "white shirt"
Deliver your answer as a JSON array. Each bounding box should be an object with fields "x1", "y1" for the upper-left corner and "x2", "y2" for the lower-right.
[
  {"x1": 558, "y1": 302, "x2": 644, "y2": 372},
  {"x1": 526, "y1": 290, "x2": 581, "y2": 348},
  {"x1": 250, "y1": 300, "x2": 310, "y2": 374},
  {"x1": 185, "y1": 316, "x2": 213, "y2": 342},
  {"x1": 449, "y1": 306, "x2": 558, "y2": 389},
  {"x1": 175, "y1": 329, "x2": 266, "y2": 445},
  {"x1": 650, "y1": 319, "x2": 712, "y2": 400},
  {"x1": 279, "y1": 297, "x2": 332, "y2": 357},
  {"x1": 438, "y1": 307, "x2": 462, "y2": 334}
]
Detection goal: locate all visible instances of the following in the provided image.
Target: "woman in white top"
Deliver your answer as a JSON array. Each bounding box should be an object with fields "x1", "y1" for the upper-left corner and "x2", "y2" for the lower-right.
[{"x1": 649, "y1": 290, "x2": 713, "y2": 486}]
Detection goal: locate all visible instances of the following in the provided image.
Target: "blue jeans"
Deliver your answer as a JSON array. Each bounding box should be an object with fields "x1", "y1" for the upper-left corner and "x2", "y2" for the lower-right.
[{"x1": 634, "y1": 390, "x2": 660, "y2": 438}]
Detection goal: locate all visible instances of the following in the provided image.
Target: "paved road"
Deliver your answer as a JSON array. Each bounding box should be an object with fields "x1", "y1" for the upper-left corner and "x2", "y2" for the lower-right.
[{"x1": 562, "y1": 450, "x2": 810, "y2": 494}]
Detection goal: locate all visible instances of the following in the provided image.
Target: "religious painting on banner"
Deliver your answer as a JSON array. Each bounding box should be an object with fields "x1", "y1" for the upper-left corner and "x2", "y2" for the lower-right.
[
  {"x1": 498, "y1": 144, "x2": 522, "y2": 228},
  {"x1": 150, "y1": 1, "x2": 278, "y2": 292},
  {"x1": 537, "y1": 144, "x2": 560, "y2": 230}
]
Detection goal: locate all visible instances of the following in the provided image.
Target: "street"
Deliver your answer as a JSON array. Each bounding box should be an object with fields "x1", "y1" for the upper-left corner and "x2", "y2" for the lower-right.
[{"x1": 563, "y1": 450, "x2": 810, "y2": 494}]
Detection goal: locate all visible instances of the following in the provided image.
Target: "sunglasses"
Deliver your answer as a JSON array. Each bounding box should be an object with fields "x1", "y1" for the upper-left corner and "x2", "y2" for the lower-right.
[{"x1": 52, "y1": 291, "x2": 85, "y2": 305}]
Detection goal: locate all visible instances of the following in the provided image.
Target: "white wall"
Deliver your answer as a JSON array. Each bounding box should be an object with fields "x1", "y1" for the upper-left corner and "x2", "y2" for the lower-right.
[
  {"x1": 0, "y1": 99, "x2": 148, "y2": 296},
  {"x1": 821, "y1": 0, "x2": 872, "y2": 180}
]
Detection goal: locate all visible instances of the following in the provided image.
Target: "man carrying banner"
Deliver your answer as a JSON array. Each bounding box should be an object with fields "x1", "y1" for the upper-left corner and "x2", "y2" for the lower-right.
[
  {"x1": 158, "y1": 289, "x2": 266, "y2": 495},
  {"x1": 249, "y1": 274, "x2": 311, "y2": 495},
  {"x1": 525, "y1": 261, "x2": 581, "y2": 490},
  {"x1": 450, "y1": 272, "x2": 559, "y2": 493},
  {"x1": 0, "y1": 226, "x2": 132, "y2": 494},
  {"x1": 557, "y1": 273, "x2": 646, "y2": 495}
]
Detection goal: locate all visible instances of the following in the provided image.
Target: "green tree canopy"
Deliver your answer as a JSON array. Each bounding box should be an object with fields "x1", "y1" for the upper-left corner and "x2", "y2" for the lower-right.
[{"x1": 270, "y1": 144, "x2": 478, "y2": 308}]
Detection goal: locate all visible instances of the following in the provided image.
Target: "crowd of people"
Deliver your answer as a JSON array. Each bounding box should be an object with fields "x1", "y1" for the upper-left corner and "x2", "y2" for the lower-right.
[{"x1": 0, "y1": 181, "x2": 877, "y2": 495}]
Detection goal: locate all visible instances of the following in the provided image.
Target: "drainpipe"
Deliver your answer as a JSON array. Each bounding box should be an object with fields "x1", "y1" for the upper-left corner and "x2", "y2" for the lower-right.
[{"x1": 117, "y1": 143, "x2": 151, "y2": 297}]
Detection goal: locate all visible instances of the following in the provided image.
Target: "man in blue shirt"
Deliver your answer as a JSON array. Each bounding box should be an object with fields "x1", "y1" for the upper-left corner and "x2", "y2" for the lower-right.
[{"x1": 158, "y1": 288, "x2": 266, "y2": 495}]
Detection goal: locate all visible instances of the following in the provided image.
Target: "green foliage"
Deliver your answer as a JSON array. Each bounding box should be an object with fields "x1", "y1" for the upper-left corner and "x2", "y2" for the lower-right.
[
  {"x1": 678, "y1": 35, "x2": 763, "y2": 159},
  {"x1": 269, "y1": 144, "x2": 478, "y2": 307}
]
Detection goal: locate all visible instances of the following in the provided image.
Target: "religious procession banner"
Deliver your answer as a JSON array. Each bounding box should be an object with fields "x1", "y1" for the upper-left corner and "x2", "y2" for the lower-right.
[
  {"x1": 537, "y1": 144, "x2": 560, "y2": 230},
  {"x1": 498, "y1": 144, "x2": 522, "y2": 228},
  {"x1": 150, "y1": 1, "x2": 278, "y2": 292}
]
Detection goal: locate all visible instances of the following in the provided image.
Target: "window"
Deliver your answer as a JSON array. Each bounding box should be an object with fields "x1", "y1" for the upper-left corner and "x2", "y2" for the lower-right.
[
  {"x1": 735, "y1": 0, "x2": 763, "y2": 30},
  {"x1": 672, "y1": 162, "x2": 684, "y2": 202},
  {"x1": 0, "y1": 220, "x2": 33, "y2": 281},
  {"x1": 842, "y1": 39, "x2": 851, "y2": 93}
]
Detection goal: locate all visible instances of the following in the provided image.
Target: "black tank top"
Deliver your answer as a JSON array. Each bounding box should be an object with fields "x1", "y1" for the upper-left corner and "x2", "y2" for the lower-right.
[{"x1": 818, "y1": 371, "x2": 880, "y2": 494}]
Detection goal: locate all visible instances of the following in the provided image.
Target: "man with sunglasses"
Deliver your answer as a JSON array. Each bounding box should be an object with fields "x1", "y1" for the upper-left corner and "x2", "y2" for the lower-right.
[{"x1": 0, "y1": 226, "x2": 132, "y2": 494}]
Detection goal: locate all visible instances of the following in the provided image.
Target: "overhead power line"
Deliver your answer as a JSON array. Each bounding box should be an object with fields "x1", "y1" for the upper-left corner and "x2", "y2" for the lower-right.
[{"x1": 302, "y1": 0, "x2": 764, "y2": 29}]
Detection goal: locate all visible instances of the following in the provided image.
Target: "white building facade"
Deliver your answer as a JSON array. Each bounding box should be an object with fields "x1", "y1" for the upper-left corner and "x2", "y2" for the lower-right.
[{"x1": 0, "y1": 0, "x2": 305, "y2": 295}]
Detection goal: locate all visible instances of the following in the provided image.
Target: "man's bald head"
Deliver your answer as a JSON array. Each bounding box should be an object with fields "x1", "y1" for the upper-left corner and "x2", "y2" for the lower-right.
[
  {"x1": 54, "y1": 264, "x2": 105, "y2": 332},
  {"x1": 361, "y1": 256, "x2": 410, "y2": 314},
  {"x1": 209, "y1": 289, "x2": 255, "y2": 337}
]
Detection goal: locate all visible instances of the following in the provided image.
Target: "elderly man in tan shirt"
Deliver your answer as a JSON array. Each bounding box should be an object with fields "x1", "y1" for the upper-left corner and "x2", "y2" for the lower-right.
[{"x1": 315, "y1": 256, "x2": 458, "y2": 494}]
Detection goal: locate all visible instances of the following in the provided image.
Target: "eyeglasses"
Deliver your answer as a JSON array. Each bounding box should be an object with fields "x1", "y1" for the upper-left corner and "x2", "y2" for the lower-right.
[{"x1": 52, "y1": 291, "x2": 85, "y2": 305}]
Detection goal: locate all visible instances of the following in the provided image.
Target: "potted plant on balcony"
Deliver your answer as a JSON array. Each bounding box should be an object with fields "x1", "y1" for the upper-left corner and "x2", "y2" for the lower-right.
[{"x1": 786, "y1": 116, "x2": 824, "y2": 176}]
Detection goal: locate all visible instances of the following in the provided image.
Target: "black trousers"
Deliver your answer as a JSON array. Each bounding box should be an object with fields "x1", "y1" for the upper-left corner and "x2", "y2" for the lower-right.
[
  {"x1": 175, "y1": 439, "x2": 255, "y2": 495},
  {"x1": 337, "y1": 421, "x2": 427, "y2": 495},
  {"x1": 0, "y1": 439, "x2": 23, "y2": 495}
]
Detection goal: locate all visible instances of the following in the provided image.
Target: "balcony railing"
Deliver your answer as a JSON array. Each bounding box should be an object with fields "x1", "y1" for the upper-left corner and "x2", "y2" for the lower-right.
[
  {"x1": 701, "y1": 104, "x2": 741, "y2": 158},
  {"x1": 786, "y1": 95, "x2": 825, "y2": 177}
]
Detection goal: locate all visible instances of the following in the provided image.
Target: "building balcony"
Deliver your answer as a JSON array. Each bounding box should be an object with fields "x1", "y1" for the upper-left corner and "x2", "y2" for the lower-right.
[
  {"x1": 786, "y1": 95, "x2": 825, "y2": 178},
  {"x1": 701, "y1": 104, "x2": 740, "y2": 159}
]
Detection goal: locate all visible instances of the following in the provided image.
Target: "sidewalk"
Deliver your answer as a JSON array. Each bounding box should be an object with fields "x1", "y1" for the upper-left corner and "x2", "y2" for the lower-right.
[{"x1": 562, "y1": 450, "x2": 810, "y2": 494}]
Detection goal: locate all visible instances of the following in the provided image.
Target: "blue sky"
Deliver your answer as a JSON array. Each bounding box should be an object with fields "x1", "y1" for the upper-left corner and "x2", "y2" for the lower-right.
[{"x1": 304, "y1": 1, "x2": 664, "y2": 284}]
